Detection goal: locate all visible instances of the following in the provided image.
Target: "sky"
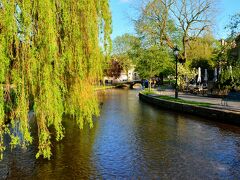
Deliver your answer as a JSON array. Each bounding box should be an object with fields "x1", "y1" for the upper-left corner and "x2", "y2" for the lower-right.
[
  {"x1": 110, "y1": 0, "x2": 136, "y2": 39},
  {"x1": 110, "y1": 0, "x2": 240, "y2": 40}
]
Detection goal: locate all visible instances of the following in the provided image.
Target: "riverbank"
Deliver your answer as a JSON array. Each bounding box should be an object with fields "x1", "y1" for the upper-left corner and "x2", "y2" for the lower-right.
[
  {"x1": 94, "y1": 85, "x2": 116, "y2": 91},
  {"x1": 139, "y1": 92, "x2": 240, "y2": 126}
]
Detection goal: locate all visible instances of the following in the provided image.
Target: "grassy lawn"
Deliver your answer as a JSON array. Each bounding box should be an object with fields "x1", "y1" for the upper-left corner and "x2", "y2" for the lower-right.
[
  {"x1": 94, "y1": 85, "x2": 115, "y2": 91},
  {"x1": 156, "y1": 95, "x2": 212, "y2": 107},
  {"x1": 141, "y1": 90, "x2": 157, "y2": 95}
]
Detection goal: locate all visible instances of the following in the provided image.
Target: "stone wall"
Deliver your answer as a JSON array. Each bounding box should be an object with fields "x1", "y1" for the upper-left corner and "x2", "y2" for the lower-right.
[{"x1": 139, "y1": 93, "x2": 240, "y2": 126}]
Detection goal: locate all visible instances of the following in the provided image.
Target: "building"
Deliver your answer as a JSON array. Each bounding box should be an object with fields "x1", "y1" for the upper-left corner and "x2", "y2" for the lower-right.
[
  {"x1": 104, "y1": 66, "x2": 140, "y2": 84},
  {"x1": 221, "y1": 35, "x2": 240, "y2": 62},
  {"x1": 234, "y1": 35, "x2": 240, "y2": 61}
]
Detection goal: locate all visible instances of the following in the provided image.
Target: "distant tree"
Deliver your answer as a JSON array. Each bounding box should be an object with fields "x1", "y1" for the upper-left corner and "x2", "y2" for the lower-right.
[
  {"x1": 134, "y1": 1, "x2": 179, "y2": 84},
  {"x1": 232, "y1": 66, "x2": 240, "y2": 90},
  {"x1": 135, "y1": 0, "x2": 180, "y2": 49},
  {"x1": 135, "y1": 46, "x2": 173, "y2": 90},
  {"x1": 187, "y1": 34, "x2": 217, "y2": 70},
  {"x1": 169, "y1": 0, "x2": 215, "y2": 61},
  {"x1": 225, "y1": 12, "x2": 240, "y2": 39},
  {"x1": 218, "y1": 13, "x2": 240, "y2": 90},
  {"x1": 105, "y1": 59, "x2": 123, "y2": 79},
  {"x1": 112, "y1": 34, "x2": 141, "y2": 79},
  {"x1": 135, "y1": 0, "x2": 215, "y2": 62},
  {"x1": 113, "y1": 34, "x2": 140, "y2": 56},
  {"x1": 222, "y1": 12, "x2": 240, "y2": 67}
]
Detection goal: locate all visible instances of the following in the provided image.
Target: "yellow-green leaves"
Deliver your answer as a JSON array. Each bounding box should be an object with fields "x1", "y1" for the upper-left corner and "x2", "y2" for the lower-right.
[{"x1": 0, "y1": 0, "x2": 111, "y2": 160}]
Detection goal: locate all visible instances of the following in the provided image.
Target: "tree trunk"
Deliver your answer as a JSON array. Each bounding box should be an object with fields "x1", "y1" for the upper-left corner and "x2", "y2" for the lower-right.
[
  {"x1": 149, "y1": 79, "x2": 152, "y2": 92},
  {"x1": 160, "y1": 74, "x2": 164, "y2": 85},
  {"x1": 182, "y1": 36, "x2": 187, "y2": 60}
]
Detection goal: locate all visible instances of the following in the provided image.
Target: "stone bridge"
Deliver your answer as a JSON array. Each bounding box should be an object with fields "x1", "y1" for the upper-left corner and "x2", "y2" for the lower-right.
[{"x1": 116, "y1": 80, "x2": 142, "y2": 89}]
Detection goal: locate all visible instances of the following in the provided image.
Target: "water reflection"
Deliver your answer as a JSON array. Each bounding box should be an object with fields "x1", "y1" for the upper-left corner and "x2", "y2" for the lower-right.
[{"x1": 1, "y1": 89, "x2": 240, "y2": 179}]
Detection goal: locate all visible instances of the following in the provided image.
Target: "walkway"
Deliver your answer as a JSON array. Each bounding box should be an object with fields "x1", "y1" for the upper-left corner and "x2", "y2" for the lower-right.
[{"x1": 153, "y1": 89, "x2": 240, "y2": 113}]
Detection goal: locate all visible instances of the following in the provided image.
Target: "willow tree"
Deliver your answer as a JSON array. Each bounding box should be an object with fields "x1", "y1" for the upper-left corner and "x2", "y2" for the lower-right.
[{"x1": 0, "y1": 0, "x2": 111, "y2": 159}]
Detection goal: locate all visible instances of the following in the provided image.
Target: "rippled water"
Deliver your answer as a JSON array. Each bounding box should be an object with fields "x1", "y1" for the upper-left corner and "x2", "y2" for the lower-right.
[{"x1": 1, "y1": 89, "x2": 240, "y2": 179}]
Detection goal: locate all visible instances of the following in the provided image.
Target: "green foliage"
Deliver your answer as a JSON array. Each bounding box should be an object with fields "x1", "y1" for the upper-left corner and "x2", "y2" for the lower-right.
[
  {"x1": 135, "y1": 46, "x2": 173, "y2": 79},
  {"x1": 232, "y1": 66, "x2": 240, "y2": 88},
  {"x1": 177, "y1": 34, "x2": 218, "y2": 87},
  {"x1": 218, "y1": 12, "x2": 240, "y2": 81},
  {"x1": 218, "y1": 66, "x2": 240, "y2": 90},
  {"x1": 141, "y1": 90, "x2": 156, "y2": 95},
  {"x1": 186, "y1": 34, "x2": 217, "y2": 70},
  {"x1": 225, "y1": 12, "x2": 240, "y2": 39},
  {"x1": 135, "y1": 0, "x2": 181, "y2": 48},
  {"x1": 189, "y1": 58, "x2": 215, "y2": 70},
  {"x1": 111, "y1": 34, "x2": 141, "y2": 76},
  {"x1": 112, "y1": 34, "x2": 140, "y2": 56},
  {"x1": 178, "y1": 64, "x2": 197, "y2": 89},
  {"x1": 0, "y1": 0, "x2": 111, "y2": 160}
]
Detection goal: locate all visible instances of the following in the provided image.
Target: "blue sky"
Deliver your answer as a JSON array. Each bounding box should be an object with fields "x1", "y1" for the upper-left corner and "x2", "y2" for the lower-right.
[
  {"x1": 216, "y1": 0, "x2": 240, "y2": 38},
  {"x1": 110, "y1": 0, "x2": 240, "y2": 40},
  {"x1": 110, "y1": 0, "x2": 136, "y2": 39}
]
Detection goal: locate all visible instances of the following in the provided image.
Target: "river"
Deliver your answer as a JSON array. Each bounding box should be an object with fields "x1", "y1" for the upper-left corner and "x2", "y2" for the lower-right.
[{"x1": 1, "y1": 89, "x2": 240, "y2": 179}]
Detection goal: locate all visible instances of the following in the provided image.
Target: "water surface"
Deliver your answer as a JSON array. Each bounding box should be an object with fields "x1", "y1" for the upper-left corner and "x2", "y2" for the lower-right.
[{"x1": 1, "y1": 89, "x2": 240, "y2": 179}]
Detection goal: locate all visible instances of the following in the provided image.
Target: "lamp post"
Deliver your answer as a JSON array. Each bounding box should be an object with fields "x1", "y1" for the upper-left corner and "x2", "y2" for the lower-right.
[{"x1": 173, "y1": 46, "x2": 180, "y2": 99}]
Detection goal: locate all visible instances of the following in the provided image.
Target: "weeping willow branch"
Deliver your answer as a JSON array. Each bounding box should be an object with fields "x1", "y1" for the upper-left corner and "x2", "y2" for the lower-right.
[{"x1": 0, "y1": 0, "x2": 111, "y2": 160}]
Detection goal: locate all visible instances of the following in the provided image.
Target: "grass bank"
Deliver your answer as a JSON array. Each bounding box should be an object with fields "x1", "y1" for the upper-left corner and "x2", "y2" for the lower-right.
[
  {"x1": 140, "y1": 90, "x2": 212, "y2": 107},
  {"x1": 155, "y1": 96, "x2": 212, "y2": 107},
  {"x1": 94, "y1": 85, "x2": 115, "y2": 91}
]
